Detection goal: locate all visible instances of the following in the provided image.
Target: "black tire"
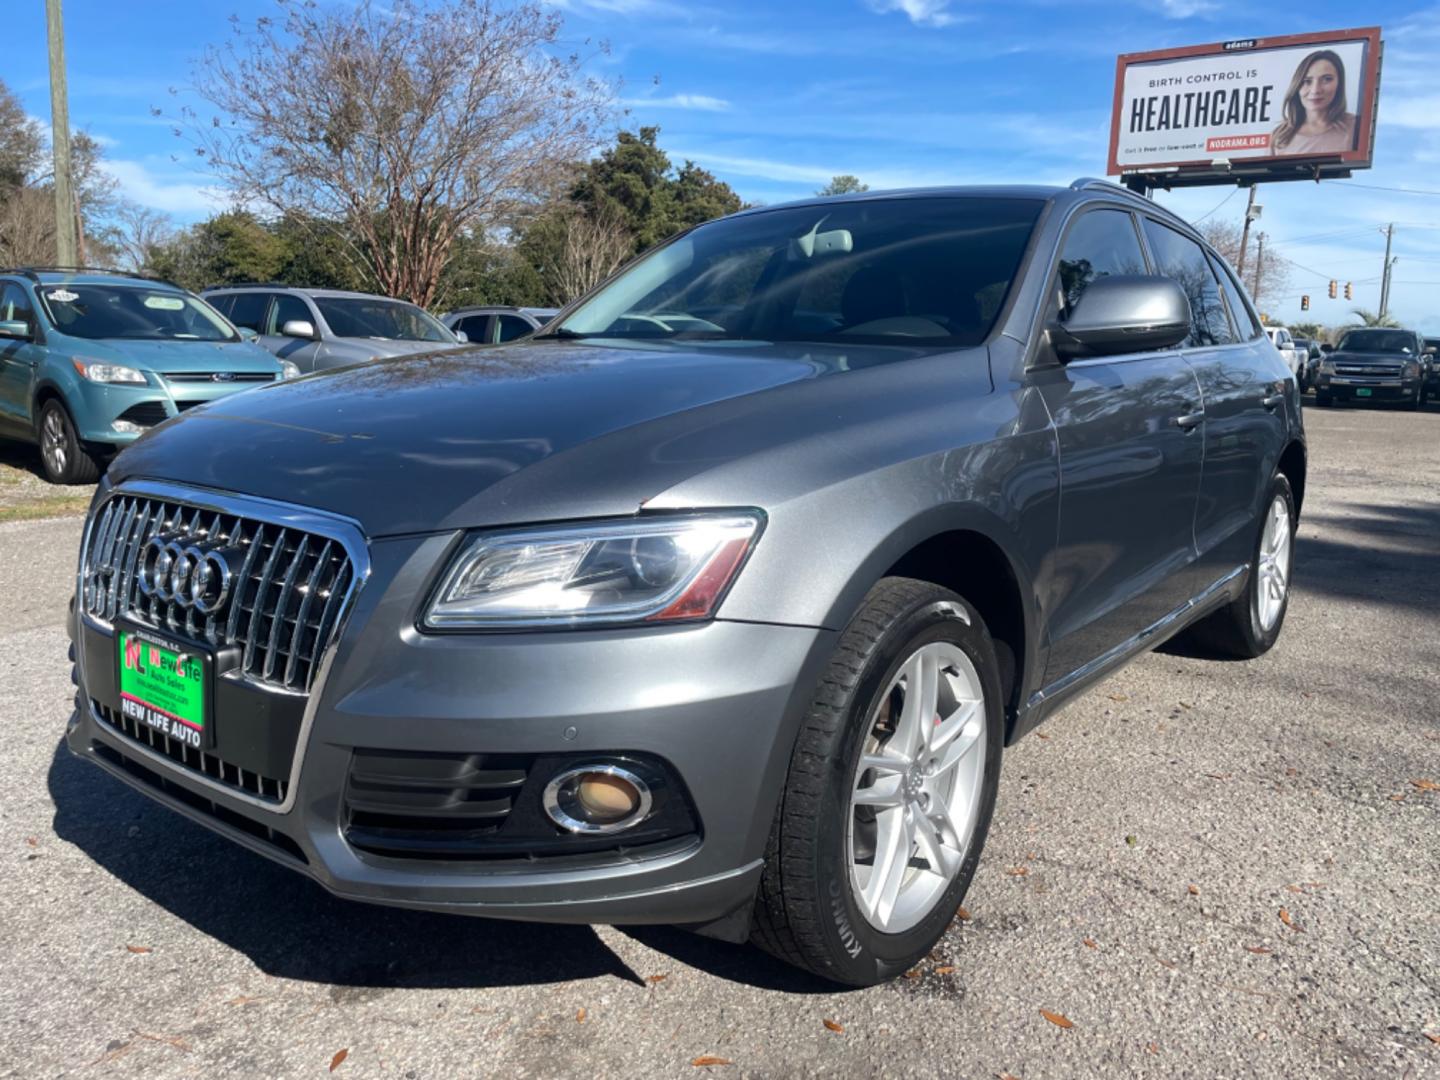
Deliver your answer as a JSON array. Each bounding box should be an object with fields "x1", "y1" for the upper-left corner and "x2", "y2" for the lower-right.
[
  {"x1": 1185, "y1": 474, "x2": 1296, "y2": 659},
  {"x1": 1315, "y1": 392, "x2": 1333, "y2": 407},
  {"x1": 1410, "y1": 386, "x2": 1424, "y2": 410},
  {"x1": 37, "y1": 399, "x2": 102, "y2": 485},
  {"x1": 751, "y1": 577, "x2": 1004, "y2": 986}
]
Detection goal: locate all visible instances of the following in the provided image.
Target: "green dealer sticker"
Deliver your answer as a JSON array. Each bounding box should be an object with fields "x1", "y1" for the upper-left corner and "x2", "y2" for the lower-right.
[{"x1": 118, "y1": 628, "x2": 207, "y2": 749}]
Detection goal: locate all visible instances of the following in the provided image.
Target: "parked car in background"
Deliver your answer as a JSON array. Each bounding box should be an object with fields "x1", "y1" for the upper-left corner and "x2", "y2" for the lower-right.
[
  {"x1": 1315, "y1": 327, "x2": 1427, "y2": 408},
  {"x1": 1264, "y1": 325, "x2": 1303, "y2": 381},
  {"x1": 0, "y1": 267, "x2": 288, "y2": 484},
  {"x1": 441, "y1": 306, "x2": 557, "y2": 345},
  {"x1": 203, "y1": 286, "x2": 462, "y2": 373},
  {"x1": 1425, "y1": 337, "x2": 1440, "y2": 403},
  {"x1": 69, "y1": 180, "x2": 1304, "y2": 987},
  {"x1": 1290, "y1": 337, "x2": 1322, "y2": 392}
]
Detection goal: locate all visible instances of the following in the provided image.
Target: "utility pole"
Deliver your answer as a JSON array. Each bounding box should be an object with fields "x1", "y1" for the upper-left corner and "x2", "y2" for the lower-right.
[
  {"x1": 1236, "y1": 185, "x2": 1259, "y2": 277},
  {"x1": 1252, "y1": 232, "x2": 1265, "y2": 303},
  {"x1": 45, "y1": 0, "x2": 77, "y2": 266},
  {"x1": 1378, "y1": 223, "x2": 1395, "y2": 318}
]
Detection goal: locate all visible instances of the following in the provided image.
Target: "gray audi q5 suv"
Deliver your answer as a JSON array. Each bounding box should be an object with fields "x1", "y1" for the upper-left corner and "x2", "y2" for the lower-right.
[{"x1": 67, "y1": 180, "x2": 1304, "y2": 986}]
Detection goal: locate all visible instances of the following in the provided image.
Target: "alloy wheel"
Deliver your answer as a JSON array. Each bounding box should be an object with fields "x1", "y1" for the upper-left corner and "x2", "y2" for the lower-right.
[
  {"x1": 1256, "y1": 494, "x2": 1292, "y2": 632},
  {"x1": 42, "y1": 408, "x2": 69, "y2": 479},
  {"x1": 846, "y1": 641, "x2": 987, "y2": 934}
]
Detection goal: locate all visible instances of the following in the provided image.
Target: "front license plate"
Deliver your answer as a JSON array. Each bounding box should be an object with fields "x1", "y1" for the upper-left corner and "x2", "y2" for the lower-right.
[
  {"x1": 117, "y1": 624, "x2": 210, "y2": 750},
  {"x1": 1356, "y1": 387, "x2": 1373, "y2": 397}
]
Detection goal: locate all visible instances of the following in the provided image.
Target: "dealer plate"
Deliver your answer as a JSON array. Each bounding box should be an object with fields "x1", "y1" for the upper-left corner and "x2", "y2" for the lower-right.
[
  {"x1": 1356, "y1": 387, "x2": 1373, "y2": 397},
  {"x1": 117, "y1": 623, "x2": 211, "y2": 750}
]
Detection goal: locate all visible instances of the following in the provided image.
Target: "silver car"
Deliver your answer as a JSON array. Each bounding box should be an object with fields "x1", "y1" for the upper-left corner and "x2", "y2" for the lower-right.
[
  {"x1": 441, "y1": 305, "x2": 557, "y2": 345},
  {"x1": 203, "y1": 286, "x2": 462, "y2": 373}
]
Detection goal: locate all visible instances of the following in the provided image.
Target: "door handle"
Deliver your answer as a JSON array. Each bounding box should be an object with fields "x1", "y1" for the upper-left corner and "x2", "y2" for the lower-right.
[
  {"x1": 1172, "y1": 411, "x2": 1205, "y2": 431},
  {"x1": 1261, "y1": 393, "x2": 1285, "y2": 410}
]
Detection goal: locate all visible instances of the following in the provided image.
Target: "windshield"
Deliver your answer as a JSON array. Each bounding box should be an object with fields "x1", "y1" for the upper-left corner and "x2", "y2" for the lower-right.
[
  {"x1": 1337, "y1": 329, "x2": 1416, "y2": 354},
  {"x1": 313, "y1": 297, "x2": 454, "y2": 342},
  {"x1": 37, "y1": 284, "x2": 237, "y2": 342},
  {"x1": 552, "y1": 197, "x2": 1043, "y2": 347}
]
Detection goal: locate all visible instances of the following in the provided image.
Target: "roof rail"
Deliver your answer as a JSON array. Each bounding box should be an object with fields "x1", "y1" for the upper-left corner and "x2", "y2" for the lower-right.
[
  {"x1": 2, "y1": 265, "x2": 182, "y2": 290},
  {"x1": 201, "y1": 282, "x2": 291, "y2": 290},
  {"x1": 1069, "y1": 177, "x2": 1144, "y2": 198}
]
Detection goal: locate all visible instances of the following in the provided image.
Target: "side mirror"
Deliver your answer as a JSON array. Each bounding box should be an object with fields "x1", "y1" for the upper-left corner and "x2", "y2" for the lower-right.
[
  {"x1": 1051, "y1": 275, "x2": 1190, "y2": 359},
  {"x1": 454, "y1": 329, "x2": 468, "y2": 344},
  {"x1": 0, "y1": 319, "x2": 31, "y2": 341},
  {"x1": 236, "y1": 326, "x2": 260, "y2": 343},
  {"x1": 1320, "y1": 342, "x2": 1334, "y2": 354},
  {"x1": 281, "y1": 319, "x2": 318, "y2": 341}
]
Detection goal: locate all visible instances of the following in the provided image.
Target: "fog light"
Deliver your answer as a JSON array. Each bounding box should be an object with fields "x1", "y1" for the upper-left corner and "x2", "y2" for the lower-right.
[
  {"x1": 543, "y1": 765, "x2": 652, "y2": 834},
  {"x1": 111, "y1": 419, "x2": 143, "y2": 434}
]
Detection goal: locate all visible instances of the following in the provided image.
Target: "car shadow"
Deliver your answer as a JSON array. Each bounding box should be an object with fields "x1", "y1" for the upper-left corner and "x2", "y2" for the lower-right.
[
  {"x1": 46, "y1": 737, "x2": 836, "y2": 994},
  {"x1": 0, "y1": 438, "x2": 47, "y2": 480}
]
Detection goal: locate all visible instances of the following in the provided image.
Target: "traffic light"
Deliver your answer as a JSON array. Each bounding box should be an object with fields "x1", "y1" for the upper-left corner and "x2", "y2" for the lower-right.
[
  {"x1": 1345, "y1": 282, "x2": 1353, "y2": 300},
  {"x1": 1301, "y1": 295, "x2": 1310, "y2": 311},
  {"x1": 1328, "y1": 279, "x2": 1338, "y2": 299}
]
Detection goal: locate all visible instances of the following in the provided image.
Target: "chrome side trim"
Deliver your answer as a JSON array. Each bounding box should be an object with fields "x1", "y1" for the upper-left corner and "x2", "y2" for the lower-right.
[
  {"x1": 76, "y1": 478, "x2": 372, "y2": 816},
  {"x1": 1028, "y1": 564, "x2": 1245, "y2": 709}
]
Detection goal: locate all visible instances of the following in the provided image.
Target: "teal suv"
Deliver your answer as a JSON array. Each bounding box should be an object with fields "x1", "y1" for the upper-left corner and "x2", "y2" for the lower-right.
[{"x1": 0, "y1": 269, "x2": 290, "y2": 484}]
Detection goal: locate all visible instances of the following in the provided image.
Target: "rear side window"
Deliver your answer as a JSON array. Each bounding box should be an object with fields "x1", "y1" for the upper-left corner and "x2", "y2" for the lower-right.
[
  {"x1": 1141, "y1": 219, "x2": 1231, "y2": 348},
  {"x1": 269, "y1": 294, "x2": 312, "y2": 334},
  {"x1": 1055, "y1": 208, "x2": 1149, "y2": 317},
  {"x1": 496, "y1": 314, "x2": 532, "y2": 342},
  {"x1": 206, "y1": 293, "x2": 234, "y2": 318},
  {"x1": 226, "y1": 292, "x2": 269, "y2": 332}
]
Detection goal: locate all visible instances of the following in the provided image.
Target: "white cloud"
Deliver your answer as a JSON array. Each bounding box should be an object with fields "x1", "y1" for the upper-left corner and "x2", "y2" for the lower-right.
[
  {"x1": 621, "y1": 93, "x2": 731, "y2": 112},
  {"x1": 101, "y1": 159, "x2": 227, "y2": 217},
  {"x1": 1156, "y1": 0, "x2": 1219, "y2": 17},
  {"x1": 865, "y1": 0, "x2": 962, "y2": 27}
]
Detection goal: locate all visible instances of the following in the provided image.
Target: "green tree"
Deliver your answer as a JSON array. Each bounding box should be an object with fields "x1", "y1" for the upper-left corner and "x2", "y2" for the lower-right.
[
  {"x1": 147, "y1": 211, "x2": 286, "y2": 291},
  {"x1": 816, "y1": 175, "x2": 868, "y2": 197}
]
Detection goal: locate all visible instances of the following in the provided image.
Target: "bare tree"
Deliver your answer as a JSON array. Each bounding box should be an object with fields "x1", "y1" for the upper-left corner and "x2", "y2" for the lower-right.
[
  {"x1": 0, "y1": 187, "x2": 58, "y2": 266},
  {"x1": 187, "y1": 0, "x2": 615, "y2": 306},
  {"x1": 0, "y1": 79, "x2": 44, "y2": 189},
  {"x1": 546, "y1": 206, "x2": 633, "y2": 304},
  {"x1": 1198, "y1": 219, "x2": 1289, "y2": 311},
  {"x1": 111, "y1": 201, "x2": 176, "y2": 272}
]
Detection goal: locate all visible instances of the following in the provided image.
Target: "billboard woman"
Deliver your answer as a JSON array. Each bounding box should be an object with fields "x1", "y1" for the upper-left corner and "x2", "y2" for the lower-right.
[{"x1": 1270, "y1": 50, "x2": 1357, "y2": 155}]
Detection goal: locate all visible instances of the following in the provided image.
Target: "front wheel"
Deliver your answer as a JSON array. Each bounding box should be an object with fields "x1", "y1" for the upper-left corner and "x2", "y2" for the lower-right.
[
  {"x1": 38, "y1": 400, "x2": 102, "y2": 485},
  {"x1": 752, "y1": 578, "x2": 1003, "y2": 986},
  {"x1": 1185, "y1": 474, "x2": 1296, "y2": 659}
]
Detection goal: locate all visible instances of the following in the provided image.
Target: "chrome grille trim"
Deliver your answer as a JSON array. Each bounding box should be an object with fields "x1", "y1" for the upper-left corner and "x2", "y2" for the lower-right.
[
  {"x1": 80, "y1": 485, "x2": 365, "y2": 694},
  {"x1": 77, "y1": 479, "x2": 370, "y2": 816}
]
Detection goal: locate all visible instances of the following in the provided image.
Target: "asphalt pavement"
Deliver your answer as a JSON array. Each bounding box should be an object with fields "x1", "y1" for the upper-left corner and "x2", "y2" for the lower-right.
[{"x1": 1, "y1": 400, "x2": 1437, "y2": 1079}]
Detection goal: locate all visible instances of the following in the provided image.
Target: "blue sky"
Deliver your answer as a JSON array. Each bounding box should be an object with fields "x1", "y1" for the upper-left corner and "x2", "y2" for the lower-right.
[{"x1": 7, "y1": 0, "x2": 1440, "y2": 330}]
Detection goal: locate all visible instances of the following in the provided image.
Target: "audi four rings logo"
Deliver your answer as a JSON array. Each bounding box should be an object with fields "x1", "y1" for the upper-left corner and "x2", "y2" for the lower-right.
[{"x1": 138, "y1": 537, "x2": 234, "y2": 612}]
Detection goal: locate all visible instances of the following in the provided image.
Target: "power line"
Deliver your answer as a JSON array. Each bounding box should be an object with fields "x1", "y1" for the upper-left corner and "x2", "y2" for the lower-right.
[
  {"x1": 1321, "y1": 179, "x2": 1440, "y2": 196},
  {"x1": 1191, "y1": 188, "x2": 1239, "y2": 224}
]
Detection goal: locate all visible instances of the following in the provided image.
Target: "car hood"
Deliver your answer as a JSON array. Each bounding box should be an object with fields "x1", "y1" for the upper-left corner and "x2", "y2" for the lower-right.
[
  {"x1": 1328, "y1": 350, "x2": 1418, "y2": 365},
  {"x1": 64, "y1": 337, "x2": 281, "y2": 373},
  {"x1": 110, "y1": 339, "x2": 926, "y2": 536}
]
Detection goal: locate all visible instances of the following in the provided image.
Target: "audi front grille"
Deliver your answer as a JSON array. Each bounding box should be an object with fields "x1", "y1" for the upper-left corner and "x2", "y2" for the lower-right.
[{"x1": 81, "y1": 489, "x2": 361, "y2": 694}]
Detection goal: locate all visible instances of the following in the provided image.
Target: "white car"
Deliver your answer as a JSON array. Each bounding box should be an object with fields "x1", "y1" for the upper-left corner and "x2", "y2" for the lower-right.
[{"x1": 1264, "y1": 326, "x2": 1303, "y2": 380}]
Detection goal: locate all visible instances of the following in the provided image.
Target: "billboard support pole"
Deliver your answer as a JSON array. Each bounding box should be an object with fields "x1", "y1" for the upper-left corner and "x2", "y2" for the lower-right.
[
  {"x1": 1378, "y1": 224, "x2": 1394, "y2": 318},
  {"x1": 1252, "y1": 233, "x2": 1265, "y2": 304}
]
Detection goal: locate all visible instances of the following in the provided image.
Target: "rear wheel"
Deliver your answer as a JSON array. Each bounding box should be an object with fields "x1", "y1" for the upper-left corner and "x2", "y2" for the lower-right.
[
  {"x1": 1185, "y1": 474, "x2": 1295, "y2": 659},
  {"x1": 752, "y1": 578, "x2": 1003, "y2": 986},
  {"x1": 38, "y1": 400, "x2": 101, "y2": 485}
]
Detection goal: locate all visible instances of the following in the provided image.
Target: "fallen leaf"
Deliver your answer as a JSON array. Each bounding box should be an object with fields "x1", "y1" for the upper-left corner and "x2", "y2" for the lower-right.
[
  {"x1": 1108, "y1": 694, "x2": 1128, "y2": 702},
  {"x1": 226, "y1": 995, "x2": 261, "y2": 1006},
  {"x1": 24, "y1": 837, "x2": 37, "y2": 847},
  {"x1": 1025, "y1": 851, "x2": 1036, "y2": 860},
  {"x1": 1187, "y1": 884, "x2": 1199, "y2": 896},
  {"x1": 576, "y1": 1008, "x2": 586, "y2": 1023},
  {"x1": 903, "y1": 969, "x2": 921, "y2": 979},
  {"x1": 1410, "y1": 779, "x2": 1439, "y2": 793},
  {"x1": 1284, "y1": 884, "x2": 1302, "y2": 894},
  {"x1": 125, "y1": 945, "x2": 152, "y2": 955},
  {"x1": 1036, "y1": 732, "x2": 1051, "y2": 740},
  {"x1": 646, "y1": 974, "x2": 668, "y2": 984},
  {"x1": 1179, "y1": 701, "x2": 1193, "y2": 709},
  {"x1": 1423, "y1": 1032, "x2": 1440, "y2": 1045},
  {"x1": 933, "y1": 966, "x2": 956, "y2": 976},
  {"x1": 1147, "y1": 1042, "x2": 1160, "y2": 1054},
  {"x1": 823, "y1": 1018, "x2": 844, "y2": 1033},
  {"x1": 1245, "y1": 945, "x2": 1272, "y2": 955},
  {"x1": 997, "y1": 1073, "x2": 1022, "y2": 1080},
  {"x1": 1082, "y1": 938, "x2": 1097, "y2": 949},
  {"x1": 955, "y1": 907, "x2": 972, "y2": 921},
  {"x1": 691, "y1": 1056, "x2": 732, "y2": 1067},
  {"x1": 329, "y1": 1049, "x2": 348, "y2": 1072},
  {"x1": 1278, "y1": 909, "x2": 1303, "y2": 931},
  {"x1": 1007, "y1": 866, "x2": 1029, "y2": 876},
  {"x1": 1040, "y1": 1009, "x2": 1074, "y2": 1030},
  {"x1": 136, "y1": 1032, "x2": 190, "y2": 1053},
  {"x1": 1389, "y1": 794, "x2": 1407, "y2": 802}
]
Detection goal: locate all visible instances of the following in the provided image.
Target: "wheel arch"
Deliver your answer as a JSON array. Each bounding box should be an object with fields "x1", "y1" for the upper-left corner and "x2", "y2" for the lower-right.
[{"x1": 1277, "y1": 438, "x2": 1307, "y2": 516}]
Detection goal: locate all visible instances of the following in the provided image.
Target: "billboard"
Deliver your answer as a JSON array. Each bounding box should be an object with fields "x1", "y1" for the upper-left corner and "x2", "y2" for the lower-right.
[{"x1": 1108, "y1": 27, "x2": 1382, "y2": 184}]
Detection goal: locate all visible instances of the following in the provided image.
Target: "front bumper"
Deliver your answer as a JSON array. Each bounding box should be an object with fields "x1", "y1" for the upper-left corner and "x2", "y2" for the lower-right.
[
  {"x1": 69, "y1": 375, "x2": 276, "y2": 446},
  {"x1": 1315, "y1": 375, "x2": 1420, "y2": 401},
  {"x1": 67, "y1": 528, "x2": 835, "y2": 928}
]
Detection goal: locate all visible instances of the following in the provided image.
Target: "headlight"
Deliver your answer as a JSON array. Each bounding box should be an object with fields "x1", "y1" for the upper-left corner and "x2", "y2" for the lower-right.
[
  {"x1": 1402, "y1": 361, "x2": 1420, "y2": 379},
  {"x1": 72, "y1": 359, "x2": 146, "y2": 384},
  {"x1": 279, "y1": 360, "x2": 301, "y2": 380},
  {"x1": 1319, "y1": 359, "x2": 1336, "y2": 375},
  {"x1": 424, "y1": 512, "x2": 763, "y2": 629}
]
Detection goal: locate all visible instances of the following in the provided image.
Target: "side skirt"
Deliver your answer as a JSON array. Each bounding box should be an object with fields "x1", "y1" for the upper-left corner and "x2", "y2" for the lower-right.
[{"x1": 1009, "y1": 565, "x2": 1246, "y2": 744}]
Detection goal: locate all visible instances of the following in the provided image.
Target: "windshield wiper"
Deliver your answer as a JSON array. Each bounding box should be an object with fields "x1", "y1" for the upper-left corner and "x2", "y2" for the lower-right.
[{"x1": 545, "y1": 327, "x2": 595, "y2": 339}]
